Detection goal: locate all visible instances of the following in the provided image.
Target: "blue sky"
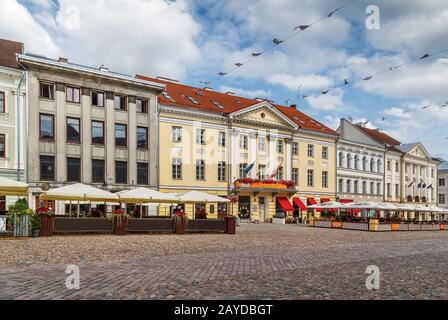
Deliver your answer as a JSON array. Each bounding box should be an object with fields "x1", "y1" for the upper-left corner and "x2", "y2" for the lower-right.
[{"x1": 1, "y1": 0, "x2": 447, "y2": 159}]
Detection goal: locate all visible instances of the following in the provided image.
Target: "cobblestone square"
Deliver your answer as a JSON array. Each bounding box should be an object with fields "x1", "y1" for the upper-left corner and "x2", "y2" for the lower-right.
[{"x1": 1, "y1": 224, "x2": 448, "y2": 299}]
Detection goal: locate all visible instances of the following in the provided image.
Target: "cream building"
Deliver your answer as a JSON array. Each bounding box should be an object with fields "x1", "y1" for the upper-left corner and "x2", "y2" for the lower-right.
[
  {"x1": 18, "y1": 54, "x2": 165, "y2": 213},
  {"x1": 0, "y1": 39, "x2": 26, "y2": 212},
  {"x1": 138, "y1": 75, "x2": 338, "y2": 222},
  {"x1": 437, "y1": 160, "x2": 448, "y2": 219}
]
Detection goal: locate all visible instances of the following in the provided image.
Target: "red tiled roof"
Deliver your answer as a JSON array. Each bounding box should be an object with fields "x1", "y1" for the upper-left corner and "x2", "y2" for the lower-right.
[
  {"x1": 0, "y1": 38, "x2": 23, "y2": 69},
  {"x1": 137, "y1": 75, "x2": 338, "y2": 136},
  {"x1": 356, "y1": 125, "x2": 401, "y2": 146}
]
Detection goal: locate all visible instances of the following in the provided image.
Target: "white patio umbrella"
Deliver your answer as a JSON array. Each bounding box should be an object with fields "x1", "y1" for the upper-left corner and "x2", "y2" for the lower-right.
[
  {"x1": 344, "y1": 201, "x2": 384, "y2": 210},
  {"x1": 308, "y1": 201, "x2": 349, "y2": 209},
  {"x1": 118, "y1": 187, "x2": 180, "y2": 204},
  {"x1": 40, "y1": 183, "x2": 119, "y2": 217},
  {"x1": 0, "y1": 176, "x2": 28, "y2": 196},
  {"x1": 178, "y1": 191, "x2": 230, "y2": 203}
]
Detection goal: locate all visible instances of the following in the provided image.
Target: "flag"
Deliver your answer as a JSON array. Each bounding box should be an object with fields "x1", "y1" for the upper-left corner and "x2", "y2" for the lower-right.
[
  {"x1": 408, "y1": 181, "x2": 414, "y2": 188},
  {"x1": 422, "y1": 183, "x2": 427, "y2": 189},
  {"x1": 269, "y1": 159, "x2": 283, "y2": 179},
  {"x1": 243, "y1": 161, "x2": 256, "y2": 178},
  {"x1": 427, "y1": 184, "x2": 433, "y2": 189},
  {"x1": 417, "y1": 182, "x2": 422, "y2": 188}
]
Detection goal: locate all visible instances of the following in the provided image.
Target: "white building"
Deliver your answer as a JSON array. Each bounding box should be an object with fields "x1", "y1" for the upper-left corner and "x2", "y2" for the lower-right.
[
  {"x1": 437, "y1": 160, "x2": 448, "y2": 219},
  {"x1": 336, "y1": 119, "x2": 385, "y2": 202}
]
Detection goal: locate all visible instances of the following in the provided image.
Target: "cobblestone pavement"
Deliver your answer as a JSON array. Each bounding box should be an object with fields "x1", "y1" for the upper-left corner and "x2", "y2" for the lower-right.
[{"x1": 1, "y1": 225, "x2": 448, "y2": 299}]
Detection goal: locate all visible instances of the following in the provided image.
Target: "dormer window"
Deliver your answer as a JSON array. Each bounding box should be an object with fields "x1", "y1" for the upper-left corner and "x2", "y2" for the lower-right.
[
  {"x1": 211, "y1": 100, "x2": 223, "y2": 109},
  {"x1": 162, "y1": 91, "x2": 173, "y2": 101},
  {"x1": 185, "y1": 95, "x2": 199, "y2": 105}
]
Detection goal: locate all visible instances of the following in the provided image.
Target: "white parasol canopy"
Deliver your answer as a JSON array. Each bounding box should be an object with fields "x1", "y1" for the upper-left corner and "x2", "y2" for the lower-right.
[
  {"x1": 0, "y1": 176, "x2": 28, "y2": 196},
  {"x1": 40, "y1": 183, "x2": 119, "y2": 202},
  {"x1": 178, "y1": 191, "x2": 230, "y2": 203},
  {"x1": 344, "y1": 201, "x2": 384, "y2": 210},
  {"x1": 308, "y1": 201, "x2": 349, "y2": 209},
  {"x1": 117, "y1": 187, "x2": 180, "y2": 204}
]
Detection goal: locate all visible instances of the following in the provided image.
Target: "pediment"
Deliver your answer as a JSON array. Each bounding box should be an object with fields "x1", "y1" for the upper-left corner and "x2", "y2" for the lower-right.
[
  {"x1": 407, "y1": 143, "x2": 432, "y2": 160},
  {"x1": 230, "y1": 103, "x2": 297, "y2": 128}
]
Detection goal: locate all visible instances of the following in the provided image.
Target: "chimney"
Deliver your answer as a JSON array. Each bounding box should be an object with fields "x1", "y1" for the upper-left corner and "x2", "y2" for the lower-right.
[
  {"x1": 290, "y1": 104, "x2": 297, "y2": 109},
  {"x1": 99, "y1": 64, "x2": 109, "y2": 72},
  {"x1": 58, "y1": 57, "x2": 68, "y2": 63},
  {"x1": 225, "y1": 91, "x2": 235, "y2": 96},
  {"x1": 356, "y1": 122, "x2": 366, "y2": 128},
  {"x1": 203, "y1": 87, "x2": 213, "y2": 91}
]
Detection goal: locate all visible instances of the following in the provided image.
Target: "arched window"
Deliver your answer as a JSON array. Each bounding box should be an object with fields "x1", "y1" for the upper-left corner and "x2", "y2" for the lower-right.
[
  {"x1": 338, "y1": 179, "x2": 344, "y2": 192},
  {"x1": 377, "y1": 159, "x2": 382, "y2": 173},
  {"x1": 362, "y1": 181, "x2": 367, "y2": 194},
  {"x1": 347, "y1": 154, "x2": 352, "y2": 169},
  {"x1": 370, "y1": 158, "x2": 375, "y2": 172},
  {"x1": 414, "y1": 196, "x2": 420, "y2": 202},
  {"x1": 377, "y1": 182, "x2": 381, "y2": 195},
  {"x1": 354, "y1": 181, "x2": 359, "y2": 194},
  {"x1": 354, "y1": 155, "x2": 359, "y2": 170},
  {"x1": 362, "y1": 156, "x2": 368, "y2": 171},
  {"x1": 421, "y1": 196, "x2": 427, "y2": 203},
  {"x1": 407, "y1": 195, "x2": 413, "y2": 202},
  {"x1": 346, "y1": 180, "x2": 351, "y2": 193},
  {"x1": 338, "y1": 152, "x2": 344, "y2": 168}
]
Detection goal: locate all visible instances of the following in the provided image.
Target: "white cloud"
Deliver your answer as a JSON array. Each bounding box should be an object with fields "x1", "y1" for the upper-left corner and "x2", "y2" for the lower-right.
[
  {"x1": 0, "y1": 0, "x2": 60, "y2": 56},
  {"x1": 219, "y1": 86, "x2": 271, "y2": 99},
  {"x1": 267, "y1": 73, "x2": 332, "y2": 91}
]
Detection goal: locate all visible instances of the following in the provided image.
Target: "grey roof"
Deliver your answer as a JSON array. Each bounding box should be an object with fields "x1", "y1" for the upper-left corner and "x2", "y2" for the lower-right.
[
  {"x1": 439, "y1": 160, "x2": 448, "y2": 171},
  {"x1": 397, "y1": 142, "x2": 418, "y2": 153}
]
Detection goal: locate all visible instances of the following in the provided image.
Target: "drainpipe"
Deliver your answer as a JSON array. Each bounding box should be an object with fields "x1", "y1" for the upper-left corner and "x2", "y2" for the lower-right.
[{"x1": 16, "y1": 60, "x2": 26, "y2": 182}]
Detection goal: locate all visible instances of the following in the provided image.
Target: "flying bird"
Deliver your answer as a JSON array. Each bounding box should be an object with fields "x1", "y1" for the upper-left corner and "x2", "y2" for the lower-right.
[
  {"x1": 321, "y1": 89, "x2": 329, "y2": 95},
  {"x1": 293, "y1": 25, "x2": 310, "y2": 31},
  {"x1": 363, "y1": 76, "x2": 373, "y2": 81},
  {"x1": 343, "y1": 79, "x2": 349, "y2": 85},
  {"x1": 251, "y1": 52, "x2": 263, "y2": 57},
  {"x1": 218, "y1": 72, "x2": 227, "y2": 76},
  {"x1": 380, "y1": 117, "x2": 386, "y2": 121},
  {"x1": 422, "y1": 105, "x2": 430, "y2": 110},
  {"x1": 234, "y1": 63, "x2": 243, "y2": 67},
  {"x1": 272, "y1": 38, "x2": 283, "y2": 45},
  {"x1": 419, "y1": 53, "x2": 430, "y2": 60},
  {"x1": 303, "y1": 94, "x2": 310, "y2": 99},
  {"x1": 200, "y1": 81, "x2": 211, "y2": 85}
]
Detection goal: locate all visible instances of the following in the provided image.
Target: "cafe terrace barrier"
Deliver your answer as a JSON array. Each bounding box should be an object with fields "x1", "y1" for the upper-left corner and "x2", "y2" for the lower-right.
[{"x1": 313, "y1": 219, "x2": 447, "y2": 232}]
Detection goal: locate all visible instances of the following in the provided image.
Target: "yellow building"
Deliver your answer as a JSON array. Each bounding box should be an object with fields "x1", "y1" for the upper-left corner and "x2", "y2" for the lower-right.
[{"x1": 139, "y1": 75, "x2": 339, "y2": 222}]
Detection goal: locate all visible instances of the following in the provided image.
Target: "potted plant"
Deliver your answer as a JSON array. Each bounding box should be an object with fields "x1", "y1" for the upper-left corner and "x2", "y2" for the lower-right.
[
  {"x1": 111, "y1": 208, "x2": 130, "y2": 235},
  {"x1": 174, "y1": 211, "x2": 187, "y2": 234},
  {"x1": 285, "y1": 216, "x2": 295, "y2": 224},
  {"x1": 31, "y1": 213, "x2": 40, "y2": 237},
  {"x1": 8, "y1": 198, "x2": 33, "y2": 237},
  {"x1": 272, "y1": 212, "x2": 286, "y2": 225}
]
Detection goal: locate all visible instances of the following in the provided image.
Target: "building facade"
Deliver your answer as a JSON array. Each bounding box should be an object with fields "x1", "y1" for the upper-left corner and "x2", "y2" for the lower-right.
[
  {"x1": 138, "y1": 75, "x2": 338, "y2": 222},
  {"x1": 336, "y1": 119, "x2": 385, "y2": 203},
  {"x1": 0, "y1": 39, "x2": 26, "y2": 212},
  {"x1": 437, "y1": 160, "x2": 448, "y2": 219},
  {"x1": 355, "y1": 123, "x2": 440, "y2": 207},
  {"x1": 18, "y1": 54, "x2": 164, "y2": 213}
]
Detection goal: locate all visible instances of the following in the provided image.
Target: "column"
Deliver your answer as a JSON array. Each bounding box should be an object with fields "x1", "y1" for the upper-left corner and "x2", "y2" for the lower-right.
[
  {"x1": 285, "y1": 138, "x2": 292, "y2": 180},
  {"x1": 27, "y1": 75, "x2": 40, "y2": 184},
  {"x1": 55, "y1": 83, "x2": 66, "y2": 182},
  {"x1": 268, "y1": 134, "x2": 276, "y2": 174},
  {"x1": 230, "y1": 129, "x2": 239, "y2": 181},
  {"x1": 81, "y1": 88, "x2": 92, "y2": 183},
  {"x1": 249, "y1": 132, "x2": 257, "y2": 178},
  {"x1": 128, "y1": 96, "x2": 137, "y2": 186},
  {"x1": 105, "y1": 92, "x2": 115, "y2": 185},
  {"x1": 148, "y1": 94, "x2": 158, "y2": 188}
]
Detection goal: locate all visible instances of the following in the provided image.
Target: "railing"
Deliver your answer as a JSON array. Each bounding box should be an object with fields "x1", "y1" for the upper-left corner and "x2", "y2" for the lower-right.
[
  {"x1": 186, "y1": 218, "x2": 226, "y2": 233},
  {"x1": 53, "y1": 217, "x2": 113, "y2": 234},
  {"x1": 127, "y1": 217, "x2": 174, "y2": 233},
  {"x1": 342, "y1": 222, "x2": 369, "y2": 231},
  {"x1": 0, "y1": 215, "x2": 7, "y2": 233},
  {"x1": 313, "y1": 220, "x2": 332, "y2": 228}
]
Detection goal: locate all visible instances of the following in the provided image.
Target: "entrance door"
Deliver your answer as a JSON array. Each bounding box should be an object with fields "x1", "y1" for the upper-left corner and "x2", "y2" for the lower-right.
[
  {"x1": 259, "y1": 197, "x2": 268, "y2": 222},
  {"x1": 238, "y1": 196, "x2": 251, "y2": 219}
]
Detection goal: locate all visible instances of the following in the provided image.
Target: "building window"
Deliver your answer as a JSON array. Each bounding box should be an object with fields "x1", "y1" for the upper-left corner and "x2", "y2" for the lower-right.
[
  {"x1": 362, "y1": 181, "x2": 367, "y2": 194},
  {"x1": 347, "y1": 153, "x2": 352, "y2": 168},
  {"x1": 137, "y1": 127, "x2": 148, "y2": 149},
  {"x1": 439, "y1": 194, "x2": 446, "y2": 204},
  {"x1": 354, "y1": 155, "x2": 359, "y2": 170},
  {"x1": 377, "y1": 183, "x2": 381, "y2": 195},
  {"x1": 114, "y1": 95, "x2": 127, "y2": 110},
  {"x1": 307, "y1": 144, "x2": 314, "y2": 157},
  {"x1": 0, "y1": 134, "x2": 5, "y2": 158},
  {"x1": 395, "y1": 183, "x2": 400, "y2": 198},
  {"x1": 395, "y1": 162, "x2": 399, "y2": 172},
  {"x1": 387, "y1": 161, "x2": 391, "y2": 171},
  {"x1": 136, "y1": 98, "x2": 148, "y2": 113},
  {"x1": 66, "y1": 86, "x2": 80, "y2": 103},
  {"x1": 292, "y1": 168, "x2": 299, "y2": 184},
  {"x1": 338, "y1": 152, "x2": 344, "y2": 167},
  {"x1": 40, "y1": 114, "x2": 54, "y2": 140},
  {"x1": 115, "y1": 161, "x2": 127, "y2": 184},
  {"x1": 338, "y1": 179, "x2": 343, "y2": 192},
  {"x1": 370, "y1": 158, "x2": 375, "y2": 172},
  {"x1": 239, "y1": 163, "x2": 247, "y2": 179},
  {"x1": 115, "y1": 124, "x2": 127, "y2": 147},
  {"x1": 276, "y1": 167, "x2": 283, "y2": 180},
  {"x1": 276, "y1": 140, "x2": 283, "y2": 153},
  {"x1": 196, "y1": 129, "x2": 205, "y2": 145},
  {"x1": 354, "y1": 181, "x2": 359, "y2": 194},
  {"x1": 363, "y1": 157, "x2": 368, "y2": 171},
  {"x1": 321, "y1": 171, "x2": 328, "y2": 188},
  {"x1": 439, "y1": 178, "x2": 446, "y2": 187},
  {"x1": 218, "y1": 132, "x2": 226, "y2": 147},
  {"x1": 322, "y1": 146, "x2": 328, "y2": 159},
  {"x1": 258, "y1": 137, "x2": 266, "y2": 151},
  {"x1": 370, "y1": 182, "x2": 375, "y2": 195},
  {"x1": 218, "y1": 161, "x2": 226, "y2": 182},
  {"x1": 387, "y1": 183, "x2": 391, "y2": 197},
  {"x1": 91, "y1": 121, "x2": 104, "y2": 144},
  {"x1": 172, "y1": 158, "x2": 182, "y2": 179},
  {"x1": 67, "y1": 157, "x2": 81, "y2": 182},
  {"x1": 377, "y1": 159, "x2": 382, "y2": 173},
  {"x1": 0, "y1": 91, "x2": 5, "y2": 113},
  {"x1": 240, "y1": 135, "x2": 248, "y2": 149},
  {"x1": 40, "y1": 82, "x2": 54, "y2": 100},
  {"x1": 307, "y1": 169, "x2": 314, "y2": 187},
  {"x1": 346, "y1": 180, "x2": 351, "y2": 193},
  {"x1": 172, "y1": 126, "x2": 182, "y2": 142},
  {"x1": 92, "y1": 159, "x2": 105, "y2": 183},
  {"x1": 431, "y1": 169, "x2": 434, "y2": 178},
  {"x1": 259, "y1": 165, "x2": 266, "y2": 180},
  {"x1": 196, "y1": 159, "x2": 205, "y2": 180},
  {"x1": 67, "y1": 117, "x2": 80, "y2": 143},
  {"x1": 137, "y1": 163, "x2": 148, "y2": 185},
  {"x1": 292, "y1": 142, "x2": 299, "y2": 156},
  {"x1": 91, "y1": 91, "x2": 104, "y2": 107},
  {"x1": 40, "y1": 156, "x2": 55, "y2": 181}
]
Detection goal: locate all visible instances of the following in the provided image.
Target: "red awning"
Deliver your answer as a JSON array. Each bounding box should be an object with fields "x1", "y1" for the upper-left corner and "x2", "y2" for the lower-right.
[
  {"x1": 321, "y1": 198, "x2": 330, "y2": 203},
  {"x1": 293, "y1": 197, "x2": 307, "y2": 210},
  {"x1": 307, "y1": 197, "x2": 321, "y2": 212},
  {"x1": 277, "y1": 197, "x2": 294, "y2": 212},
  {"x1": 340, "y1": 199, "x2": 353, "y2": 203}
]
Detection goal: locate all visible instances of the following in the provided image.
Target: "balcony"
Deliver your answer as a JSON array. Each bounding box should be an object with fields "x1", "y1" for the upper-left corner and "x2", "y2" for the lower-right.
[{"x1": 234, "y1": 178, "x2": 297, "y2": 193}]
